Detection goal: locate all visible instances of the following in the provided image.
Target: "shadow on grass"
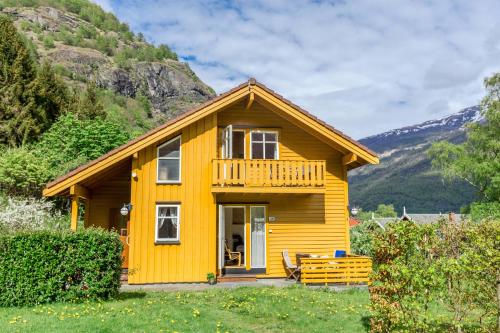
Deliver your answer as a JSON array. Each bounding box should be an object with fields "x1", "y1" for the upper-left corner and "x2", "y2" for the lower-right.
[
  {"x1": 361, "y1": 315, "x2": 371, "y2": 332},
  {"x1": 116, "y1": 292, "x2": 147, "y2": 301}
]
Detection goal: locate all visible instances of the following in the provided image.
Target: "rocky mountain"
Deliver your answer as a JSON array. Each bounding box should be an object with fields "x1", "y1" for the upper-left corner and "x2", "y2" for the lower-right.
[
  {"x1": 0, "y1": 3, "x2": 215, "y2": 124},
  {"x1": 349, "y1": 106, "x2": 481, "y2": 214}
]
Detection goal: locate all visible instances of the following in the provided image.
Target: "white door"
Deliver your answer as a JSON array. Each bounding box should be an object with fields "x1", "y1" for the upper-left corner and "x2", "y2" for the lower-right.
[
  {"x1": 250, "y1": 206, "x2": 266, "y2": 268},
  {"x1": 218, "y1": 204, "x2": 225, "y2": 270},
  {"x1": 222, "y1": 125, "x2": 233, "y2": 159}
]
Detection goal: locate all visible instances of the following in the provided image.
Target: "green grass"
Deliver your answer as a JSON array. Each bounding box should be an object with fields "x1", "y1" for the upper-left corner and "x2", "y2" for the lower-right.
[{"x1": 0, "y1": 286, "x2": 371, "y2": 333}]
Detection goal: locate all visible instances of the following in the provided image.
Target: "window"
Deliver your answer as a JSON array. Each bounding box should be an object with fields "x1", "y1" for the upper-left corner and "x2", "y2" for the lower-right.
[
  {"x1": 251, "y1": 131, "x2": 278, "y2": 159},
  {"x1": 232, "y1": 130, "x2": 245, "y2": 159},
  {"x1": 157, "y1": 136, "x2": 181, "y2": 182},
  {"x1": 155, "y1": 204, "x2": 180, "y2": 242},
  {"x1": 221, "y1": 126, "x2": 246, "y2": 159}
]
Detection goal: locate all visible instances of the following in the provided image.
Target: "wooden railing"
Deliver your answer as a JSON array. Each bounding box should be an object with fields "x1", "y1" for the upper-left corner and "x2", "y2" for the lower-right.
[
  {"x1": 301, "y1": 256, "x2": 372, "y2": 285},
  {"x1": 212, "y1": 159, "x2": 326, "y2": 188}
]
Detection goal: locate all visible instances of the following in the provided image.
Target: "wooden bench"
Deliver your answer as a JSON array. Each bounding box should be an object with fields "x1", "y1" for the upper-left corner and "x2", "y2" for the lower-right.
[{"x1": 300, "y1": 256, "x2": 372, "y2": 285}]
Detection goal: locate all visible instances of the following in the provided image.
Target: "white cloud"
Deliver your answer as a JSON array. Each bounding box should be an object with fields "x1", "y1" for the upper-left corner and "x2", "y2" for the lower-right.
[{"x1": 105, "y1": 0, "x2": 499, "y2": 138}]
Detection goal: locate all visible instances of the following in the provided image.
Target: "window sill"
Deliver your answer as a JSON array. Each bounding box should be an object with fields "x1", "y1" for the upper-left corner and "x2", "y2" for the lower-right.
[
  {"x1": 156, "y1": 181, "x2": 181, "y2": 185},
  {"x1": 155, "y1": 240, "x2": 181, "y2": 245}
]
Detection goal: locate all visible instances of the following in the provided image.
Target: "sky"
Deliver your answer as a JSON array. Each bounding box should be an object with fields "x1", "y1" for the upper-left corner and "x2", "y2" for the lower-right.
[{"x1": 93, "y1": 0, "x2": 500, "y2": 138}]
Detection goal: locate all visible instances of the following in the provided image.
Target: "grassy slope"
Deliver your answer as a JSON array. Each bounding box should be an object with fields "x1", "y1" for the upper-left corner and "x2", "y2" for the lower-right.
[
  {"x1": 349, "y1": 152, "x2": 476, "y2": 214},
  {"x1": 0, "y1": 287, "x2": 371, "y2": 333}
]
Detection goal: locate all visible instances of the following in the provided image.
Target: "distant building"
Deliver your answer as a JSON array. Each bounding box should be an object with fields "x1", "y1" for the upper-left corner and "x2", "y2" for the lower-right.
[
  {"x1": 372, "y1": 207, "x2": 463, "y2": 229},
  {"x1": 349, "y1": 217, "x2": 361, "y2": 228}
]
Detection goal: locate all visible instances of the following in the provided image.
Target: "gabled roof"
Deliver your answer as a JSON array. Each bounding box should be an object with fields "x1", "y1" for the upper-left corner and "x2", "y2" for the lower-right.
[{"x1": 43, "y1": 79, "x2": 378, "y2": 197}]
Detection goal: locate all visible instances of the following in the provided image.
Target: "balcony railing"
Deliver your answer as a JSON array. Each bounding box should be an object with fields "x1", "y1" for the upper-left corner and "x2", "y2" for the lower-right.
[{"x1": 212, "y1": 159, "x2": 326, "y2": 188}]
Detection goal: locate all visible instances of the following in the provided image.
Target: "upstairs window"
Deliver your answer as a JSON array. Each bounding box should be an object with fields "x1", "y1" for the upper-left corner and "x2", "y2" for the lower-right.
[
  {"x1": 251, "y1": 131, "x2": 279, "y2": 159},
  {"x1": 221, "y1": 125, "x2": 245, "y2": 159},
  {"x1": 157, "y1": 135, "x2": 181, "y2": 183}
]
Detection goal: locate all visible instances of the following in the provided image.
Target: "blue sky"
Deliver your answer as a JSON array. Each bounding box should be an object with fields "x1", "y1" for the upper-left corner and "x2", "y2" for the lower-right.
[{"x1": 94, "y1": 0, "x2": 500, "y2": 138}]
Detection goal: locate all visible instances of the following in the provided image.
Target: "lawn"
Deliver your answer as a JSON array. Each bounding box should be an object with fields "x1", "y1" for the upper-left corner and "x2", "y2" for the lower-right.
[{"x1": 0, "y1": 286, "x2": 371, "y2": 333}]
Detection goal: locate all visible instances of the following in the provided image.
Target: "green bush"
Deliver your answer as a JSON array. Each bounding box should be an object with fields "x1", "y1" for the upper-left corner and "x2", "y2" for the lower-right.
[
  {"x1": 0, "y1": 114, "x2": 131, "y2": 195},
  {"x1": 369, "y1": 220, "x2": 500, "y2": 332},
  {"x1": 470, "y1": 201, "x2": 500, "y2": 221},
  {"x1": 36, "y1": 113, "x2": 131, "y2": 164},
  {"x1": 0, "y1": 228, "x2": 122, "y2": 307},
  {"x1": 350, "y1": 219, "x2": 383, "y2": 257},
  {"x1": 43, "y1": 35, "x2": 55, "y2": 49},
  {"x1": 0, "y1": 147, "x2": 55, "y2": 196}
]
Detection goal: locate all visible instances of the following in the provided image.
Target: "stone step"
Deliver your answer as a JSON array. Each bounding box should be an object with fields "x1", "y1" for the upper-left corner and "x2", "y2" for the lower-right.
[{"x1": 217, "y1": 274, "x2": 257, "y2": 283}]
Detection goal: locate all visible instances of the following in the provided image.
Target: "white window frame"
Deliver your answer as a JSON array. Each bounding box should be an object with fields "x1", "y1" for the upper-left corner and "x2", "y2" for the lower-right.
[
  {"x1": 155, "y1": 204, "x2": 181, "y2": 243},
  {"x1": 222, "y1": 125, "x2": 232, "y2": 159},
  {"x1": 157, "y1": 135, "x2": 181, "y2": 183},
  {"x1": 250, "y1": 130, "x2": 279, "y2": 160}
]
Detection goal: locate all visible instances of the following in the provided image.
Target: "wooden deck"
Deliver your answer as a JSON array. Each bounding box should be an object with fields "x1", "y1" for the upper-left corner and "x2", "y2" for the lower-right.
[{"x1": 300, "y1": 256, "x2": 372, "y2": 285}]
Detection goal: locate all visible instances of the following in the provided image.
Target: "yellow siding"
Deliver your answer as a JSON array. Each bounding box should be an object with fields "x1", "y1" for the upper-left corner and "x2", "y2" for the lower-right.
[
  {"x1": 85, "y1": 166, "x2": 131, "y2": 230},
  {"x1": 128, "y1": 114, "x2": 218, "y2": 284},
  {"x1": 217, "y1": 101, "x2": 349, "y2": 278}
]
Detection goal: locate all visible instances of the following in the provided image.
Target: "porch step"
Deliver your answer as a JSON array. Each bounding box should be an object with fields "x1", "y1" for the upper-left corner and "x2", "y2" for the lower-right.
[{"x1": 217, "y1": 274, "x2": 257, "y2": 283}]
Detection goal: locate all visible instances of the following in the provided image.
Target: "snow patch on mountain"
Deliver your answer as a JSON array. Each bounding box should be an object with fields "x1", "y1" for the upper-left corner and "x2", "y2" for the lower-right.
[{"x1": 363, "y1": 106, "x2": 482, "y2": 140}]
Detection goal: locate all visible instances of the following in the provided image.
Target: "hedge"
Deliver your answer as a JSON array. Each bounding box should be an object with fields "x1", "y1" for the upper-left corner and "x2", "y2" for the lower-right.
[{"x1": 0, "y1": 228, "x2": 122, "y2": 307}]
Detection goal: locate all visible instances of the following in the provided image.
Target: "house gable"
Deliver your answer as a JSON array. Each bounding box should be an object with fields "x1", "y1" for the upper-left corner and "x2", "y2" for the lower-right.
[{"x1": 43, "y1": 79, "x2": 378, "y2": 197}]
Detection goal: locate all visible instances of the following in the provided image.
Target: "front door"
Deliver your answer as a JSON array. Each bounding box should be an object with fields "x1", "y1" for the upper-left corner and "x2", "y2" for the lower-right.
[
  {"x1": 250, "y1": 206, "x2": 266, "y2": 268},
  {"x1": 218, "y1": 205, "x2": 267, "y2": 273},
  {"x1": 120, "y1": 221, "x2": 130, "y2": 269}
]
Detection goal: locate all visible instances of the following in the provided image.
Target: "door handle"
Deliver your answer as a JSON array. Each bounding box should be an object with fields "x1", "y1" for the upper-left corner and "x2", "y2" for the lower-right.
[{"x1": 125, "y1": 236, "x2": 130, "y2": 246}]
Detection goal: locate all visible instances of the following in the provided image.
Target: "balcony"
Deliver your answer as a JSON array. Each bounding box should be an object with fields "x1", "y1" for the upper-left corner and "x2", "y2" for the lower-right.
[{"x1": 211, "y1": 159, "x2": 326, "y2": 194}]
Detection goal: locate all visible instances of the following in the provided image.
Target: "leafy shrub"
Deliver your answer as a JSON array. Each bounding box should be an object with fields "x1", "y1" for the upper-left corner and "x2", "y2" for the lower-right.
[
  {"x1": 369, "y1": 220, "x2": 500, "y2": 332},
  {"x1": 470, "y1": 201, "x2": 500, "y2": 221},
  {"x1": 370, "y1": 221, "x2": 441, "y2": 332},
  {"x1": 114, "y1": 44, "x2": 178, "y2": 68},
  {"x1": 0, "y1": 196, "x2": 68, "y2": 233},
  {"x1": 43, "y1": 35, "x2": 55, "y2": 49},
  {"x1": 0, "y1": 114, "x2": 131, "y2": 195},
  {"x1": 0, "y1": 228, "x2": 122, "y2": 306},
  {"x1": 0, "y1": 147, "x2": 55, "y2": 196},
  {"x1": 54, "y1": 25, "x2": 77, "y2": 46},
  {"x1": 94, "y1": 34, "x2": 118, "y2": 56},
  {"x1": 36, "y1": 113, "x2": 131, "y2": 164},
  {"x1": 75, "y1": 24, "x2": 97, "y2": 40},
  {"x1": 350, "y1": 219, "x2": 383, "y2": 257}
]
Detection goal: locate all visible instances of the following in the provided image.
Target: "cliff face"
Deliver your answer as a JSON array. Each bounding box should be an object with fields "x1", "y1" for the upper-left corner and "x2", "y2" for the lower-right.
[
  {"x1": 98, "y1": 61, "x2": 213, "y2": 119},
  {"x1": 2, "y1": 5, "x2": 215, "y2": 121}
]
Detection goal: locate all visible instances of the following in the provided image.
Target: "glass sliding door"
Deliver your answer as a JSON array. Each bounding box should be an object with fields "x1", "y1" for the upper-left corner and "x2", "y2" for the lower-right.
[{"x1": 250, "y1": 206, "x2": 266, "y2": 268}]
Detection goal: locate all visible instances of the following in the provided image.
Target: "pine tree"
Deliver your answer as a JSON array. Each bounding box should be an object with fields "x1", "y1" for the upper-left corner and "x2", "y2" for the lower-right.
[
  {"x1": 76, "y1": 79, "x2": 105, "y2": 120},
  {"x1": 22, "y1": 62, "x2": 70, "y2": 142},
  {"x1": 0, "y1": 16, "x2": 69, "y2": 146},
  {"x1": 0, "y1": 15, "x2": 37, "y2": 146}
]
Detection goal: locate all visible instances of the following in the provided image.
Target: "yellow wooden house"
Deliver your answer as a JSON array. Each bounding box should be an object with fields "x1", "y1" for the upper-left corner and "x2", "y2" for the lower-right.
[{"x1": 43, "y1": 79, "x2": 378, "y2": 284}]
